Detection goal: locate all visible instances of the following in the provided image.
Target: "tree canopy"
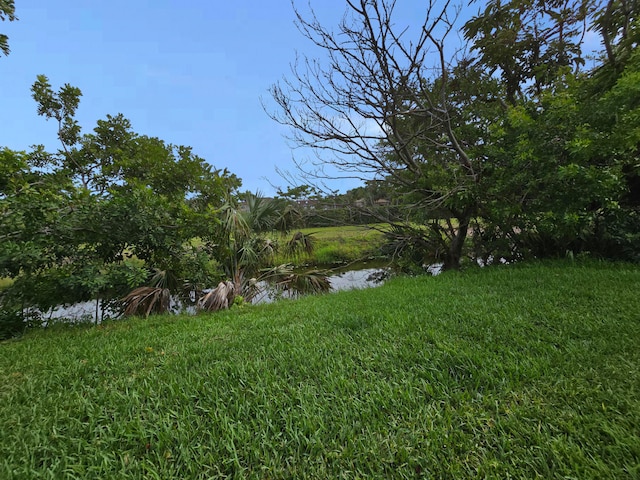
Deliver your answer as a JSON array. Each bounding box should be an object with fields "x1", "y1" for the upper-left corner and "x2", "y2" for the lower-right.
[
  {"x1": 1, "y1": 76, "x2": 330, "y2": 332},
  {"x1": 1, "y1": 77, "x2": 242, "y2": 324},
  {"x1": 269, "y1": 0, "x2": 640, "y2": 269}
]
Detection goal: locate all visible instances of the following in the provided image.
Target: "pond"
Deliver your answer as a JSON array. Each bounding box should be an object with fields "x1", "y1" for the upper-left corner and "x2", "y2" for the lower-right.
[
  {"x1": 232, "y1": 260, "x2": 392, "y2": 304},
  {"x1": 42, "y1": 260, "x2": 395, "y2": 323},
  {"x1": 314, "y1": 259, "x2": 393, "y2": 289}
]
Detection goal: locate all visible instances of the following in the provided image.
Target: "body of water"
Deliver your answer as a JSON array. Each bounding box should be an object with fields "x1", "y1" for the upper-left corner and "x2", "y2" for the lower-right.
[{"x1": 43, "y1": 261, "x2": 392, "y2": 322}]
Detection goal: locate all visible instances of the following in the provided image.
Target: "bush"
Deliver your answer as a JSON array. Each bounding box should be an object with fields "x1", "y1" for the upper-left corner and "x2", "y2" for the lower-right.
[
  {"x1": 0, "y1": 308, "x2": 26, "y2": 340},
  {"x1": 594, "y1": 208, "x2": 640, "y2": 262}
]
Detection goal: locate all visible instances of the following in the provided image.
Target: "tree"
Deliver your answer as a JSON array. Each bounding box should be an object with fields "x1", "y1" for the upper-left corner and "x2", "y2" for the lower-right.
[
  {"x1": 1, "y1": 76, "x2": 241, "y2": 324},
  {"x1": 209, "y1": 193, "x2": 329, "y2": 307},
  {"x1": 465, "y1": 0, "x2": 640, "y2": 262},
  {"x1": 591, "y1": 0, "x2": 639, "y2": 71},
  {"x1": 269, "y1": 0, "x2": 638, "y2": 269},
  {"x1": 276, "y1": 184, "x2": 320, "y2": 202},
  {"x1": 268, "y1": 0, "x2": 505, "y2": 269},
  {"x1": 463, "y1": 0, "x2": 595, "y2": 104},
  {"x1": 0, "y1": 0, "x2": 16, "y2": 57}
]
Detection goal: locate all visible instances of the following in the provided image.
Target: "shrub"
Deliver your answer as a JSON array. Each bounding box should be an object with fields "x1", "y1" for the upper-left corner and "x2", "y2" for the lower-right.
[{"x1": 0, "y1": 308, "x2": 25, "y2": 340}]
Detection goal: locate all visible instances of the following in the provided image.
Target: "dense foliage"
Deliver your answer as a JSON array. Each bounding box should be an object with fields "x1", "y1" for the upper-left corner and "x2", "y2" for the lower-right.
[
  {"x1": 0, "y1": 76, "x2": 328, "y2": 334},
  {"x1": 0, "y1": 77, "x2": 241, "y2": 330},
  {"x1": 1, "y1": 0, "x2": 639, "y2": 336},
  {"x1": 269, "y1": 0, "x2": 640, "y2": 269}
]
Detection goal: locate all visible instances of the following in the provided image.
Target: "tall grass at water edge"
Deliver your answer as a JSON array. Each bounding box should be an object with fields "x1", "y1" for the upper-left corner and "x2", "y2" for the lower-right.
[{"x1": 0, "y1": 260, "x2": 639, "y2": 479}]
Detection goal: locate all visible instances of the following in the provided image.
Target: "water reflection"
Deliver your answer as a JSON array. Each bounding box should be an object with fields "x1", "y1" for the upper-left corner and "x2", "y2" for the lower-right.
[{"x1": 327, "y1": 267, "x2": 388, "y2": 290}]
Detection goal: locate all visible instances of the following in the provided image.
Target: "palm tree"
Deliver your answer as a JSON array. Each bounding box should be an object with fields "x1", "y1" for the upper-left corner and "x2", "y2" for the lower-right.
[
  {"x1": 200, "y1": 193, "x2": 330, "y2": 311},
  {"x1": 120, "y1": 193, "x2": 331, "y2": 316},
  {"x1": 119, "y1": 268, "x2": 182, "y2": 317},
  {"x1": 121, "y1": 286, "x2": 171, "y2": 317}
]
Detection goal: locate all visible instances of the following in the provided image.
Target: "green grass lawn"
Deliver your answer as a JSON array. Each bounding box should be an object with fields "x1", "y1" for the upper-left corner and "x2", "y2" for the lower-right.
[
  {"x1": 1, "y1": 260, "x2": 639, "y2": 478},
  {"x1": 276, "y1": 224, "x2": 386, "y2": 265}
]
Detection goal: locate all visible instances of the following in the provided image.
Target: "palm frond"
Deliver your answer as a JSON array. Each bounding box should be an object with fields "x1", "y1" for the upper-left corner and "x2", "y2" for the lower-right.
[
  {"x1": 244, "y1": 193, "x2": 296, "y2": 233},
  {"x1": 121, "y1": 286, "x2": 171, "y2": 317},
  {"x1": 262, "y1": 265, "x2": 331, "y2": 298},
  {"x1": 258, "y1": 263, "x2": 295, "y2": 282},
  {"x1": 286, "y1": 231, "x2": 316, "y2": 256},
  {"x1": 198, "y1": 281, "x2": 236, "y2": 312},
  {"x1": 148, "y1": 269, "x2": 180, "y2": 291},
  {"x1": 276, "y1": 270, "x2": 331, "y2": 297},
  {"x1": 223, "y1": 203, "x2": 251, "y2": 241},
  {"x1": 382, "y1": 223, "x2": 443, "y2": 264}
]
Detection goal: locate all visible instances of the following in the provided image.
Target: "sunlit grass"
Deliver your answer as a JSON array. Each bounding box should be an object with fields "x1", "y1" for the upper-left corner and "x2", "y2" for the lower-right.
[
  {"x1": 1, "y1": 260, "x2": 639, "y2": 478},
  {"x1": 296, "y1": 223, "x2": 388, "y2": 240},
  {"x1": 276, "y1": 224, "x2": 387, "y2": 265}
]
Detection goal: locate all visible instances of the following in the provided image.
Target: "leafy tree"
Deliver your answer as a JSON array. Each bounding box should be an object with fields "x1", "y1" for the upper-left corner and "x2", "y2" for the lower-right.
[
  {"x1": 470, "y1": 1, "x2": 640, "y2": 262},
  {"x1": 268, "y1": 0, "x2": 492, "y2": 269},
  {"x1": 592, "y1": 0, "x2": 639, "y2": 70},
  {"x1": 464, "y1": 0, "x2": 595, "y2": 104},
  {"x1": 270, "y1": 0, "x2": 640, "y2": 269},
  {"x1": 0, "y1": 0, "x2": 16, "y2": 57},
  {"x1": 275, "y1": 184, "x2": 321, "y2": 206},
  {"x1": 1, "y1": 77, "x2": 241, "y2": 325}
]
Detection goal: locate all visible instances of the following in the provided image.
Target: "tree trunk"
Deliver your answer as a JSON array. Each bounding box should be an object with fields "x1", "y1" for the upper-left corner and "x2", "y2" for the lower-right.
[{"x1": 443, "y1": 215, "x2": 471, "y2": 270}]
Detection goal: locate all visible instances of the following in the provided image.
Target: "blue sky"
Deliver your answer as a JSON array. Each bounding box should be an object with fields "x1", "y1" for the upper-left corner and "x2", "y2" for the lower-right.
[
  {"x1": 2, "y1": 0, "x2": 404, "y2": 194},
  {"x1": 0, "y1": 1, "x2": 601, "y2": 195},
  {"x1": 1, "y1": 1, "x2": 443, "y2": 195},
  {"x1": 2, "y1": 1, "x2": 315, "y2": 194}
]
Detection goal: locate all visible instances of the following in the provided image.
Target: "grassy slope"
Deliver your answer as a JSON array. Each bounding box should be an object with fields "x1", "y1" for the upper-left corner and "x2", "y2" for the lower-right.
[{"x1": 1, "y1": 261, "x2": 639, "y2": 479}]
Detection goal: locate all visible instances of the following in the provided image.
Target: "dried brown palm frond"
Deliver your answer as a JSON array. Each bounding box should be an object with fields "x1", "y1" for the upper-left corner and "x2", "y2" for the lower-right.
[
  {"x1": 198, "y1": 281, "x2": 236, "y2": 312},
  {"x1": 121, "y1": 286, "x2": 171, "y2": 317}
]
